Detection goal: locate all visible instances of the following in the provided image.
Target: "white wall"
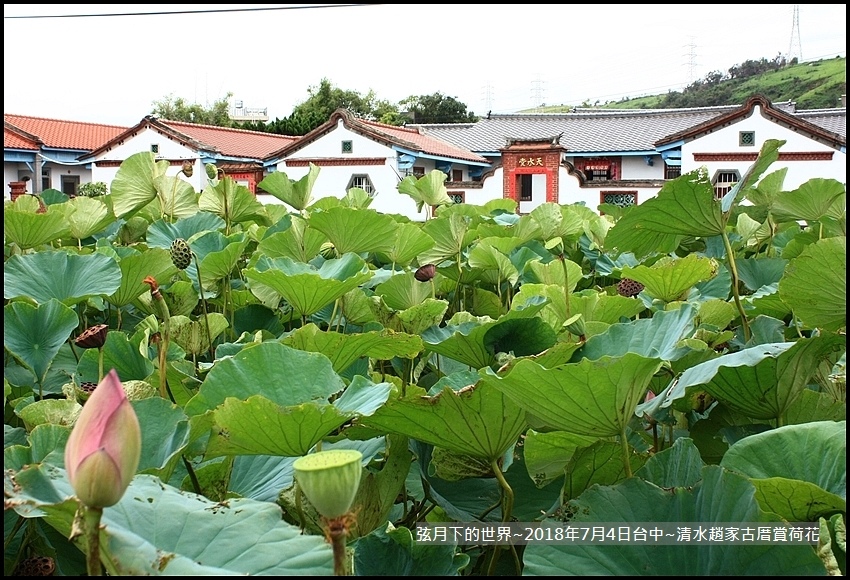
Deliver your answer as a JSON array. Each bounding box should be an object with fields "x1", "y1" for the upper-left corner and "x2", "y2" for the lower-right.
[
  {"x1": 621, "y1": 155, "x2": 662, "y2": 180},
  {"x1": 683, "y1": 105, "x2": 846, "y2": 190},
  {"x1": 91, "y1": 127, "x2": 207, "y2": 192}
]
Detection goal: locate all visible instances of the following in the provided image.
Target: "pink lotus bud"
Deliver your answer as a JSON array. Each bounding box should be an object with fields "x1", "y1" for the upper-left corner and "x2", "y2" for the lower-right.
[{"x1": 64, "y1": 369, "x2": 141, "y2": 508}]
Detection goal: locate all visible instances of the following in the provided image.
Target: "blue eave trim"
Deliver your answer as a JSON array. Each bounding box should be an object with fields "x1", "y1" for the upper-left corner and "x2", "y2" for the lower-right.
[
  {"x1": 655, "y1": 140, "x2": 685, "y2": 152},
  {"x1": 569, "y1": 150, "x2": 657, "y2": 157},
  {"x1": 4, "y1": 150, "x2": 37, "y2": 162},
  {"x1": 393, "y1": 145, "x2": 490, "y2": 167}
]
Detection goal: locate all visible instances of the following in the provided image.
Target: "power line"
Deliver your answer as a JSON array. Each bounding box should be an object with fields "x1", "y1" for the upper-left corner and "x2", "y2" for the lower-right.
[{"x1": 4, "y1": 4, "x2": 381, "y2": 19}]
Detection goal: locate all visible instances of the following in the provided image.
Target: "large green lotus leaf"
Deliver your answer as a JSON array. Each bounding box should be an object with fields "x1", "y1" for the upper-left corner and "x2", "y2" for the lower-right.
[
  {"x1": 257, "y1": 215, "x2": 327, "y2": 262},
  {"x1": 744, "y1": 477, "x2": 846, "y2": 522},
  {"x1": 735, "y1": 257, "x2": 788, "y2": 292},
  {"x1": 146, "y1": 211, "x2": 225, "y2": 248},
  {"x1": 419, "y1": 213, "x2": 473, "y2": 265},
  {"x1": 15, "y1": 399, "x2": 81, "y2": 431},
  {"x1": 375, "y1": 271, "x2": 433, "y2": 311},
  {"x1": 570, "y1": 289, "x2": 647, "y2": 324},
  {"x1": 76, "y1": 331, "x2": 155, "y2": 383},
  {"x1": 308, "y1": 206, "x2": 399, "y2": 255},
  {"x1": 744, "y1": 283, "x2": 793, "y2": 320},
  {"x1": 169, "y1": 314, "x2": 229, "y2": 356},
  {"x1": 468, "y1": 239, "x2": 520, "y2": 285},
  {"x1": 109, "y1": 151, "x2": 169, "y2": 218},
  {"x1": 6, "y1": 466, "x2": 333, "y2": 575},
  {"x1": 185, "y1": 342, "x2": 344, "y2": 415},
  {"x1": 4, "y1": 251, "x2": 121, "y2": 305},
  {"x1": 563, "y1": 440, "x2": 647, "y2": 501},
  {"x1": 721, "y1": 420, "x2": 845, "y2": 497},
  {"x1": 66, "y1": 195, "x2": 115, "y2": 240},
  {"x1": 4, "y1": 205, "x2": 70, "y2": 249},
  {"x1": 621, "y1": 254, "x2": 715, "y2": 303},
  {"x1": 161, "y1": 280, "x2": 199, "y2": 317},
  {"x1": 398, "y1": 170, "x2": 451, "y2": 213},
  {"x1": 647, "y1": 335, "x2": 845, "y2": 420},
  {"x1": 523, "y1": 258, "x2": 583, "y2": 292},
  {"x1": 229, "y1": 454, "x2": 297, "y2": 502},
  {"x1": 523, "y1": 465, "x2": 826, "y2": 576},
  {"x1": 361, "y1": 382, "x2": 527, "y2": 462},
  {"x1": 604, "y1": 169, "x2": 719, "y2": 257},
  {"x1": 244, "y1": 253, "x2": 372, "y2": 318},
  {"x1": 332, "y1": 375, "x2": 394, "y2": 416},
  {"x1": 529, "y1": 202, "x2": 584, "y2": 240},
  {"x1": 199, "y1": 177, "x2": 267, "y2": 225},
  {"x1": 148, "y1": 174, "x2": 199, "y2": 220},
  {"x1": 779, "y1": 237, "x2": 845, "y2": 331},
  {"x1": 205, "y1": 397, "x2": 352, "y2": 458},
  {"x1": 421, "y1": 296, "x2": 550, "y2": 369},
  {"x1": 480, "y1": 353, "x2": 662, "y2": 437},
  {"x1": 382, "y1": 298, "x2": 450, "y2": 336},
  {"x1": 258, "y1": 164, "x2": 319, "y2": 211},
  {"x1": 636, "y1": 437, "x2": 705, "y2": 488},
  {"x1": 197, "y1": 235, "x2": 250, "y2": 290},
  {"x1": 132, "y1": 397, "x2": 190, "y2": 482},
  {"x1": 771, "y1": 178, "x2": 846, "y2": 223},
  {"x1": 576, "y1": 303, "x2": 698, "y2": 362},
  {"x1": 784, "y1": 388, "x2": 846, "y2": 425},
  {"x1": 4, "y1": 299, "x2": 78, "y2": 383},
  {"x1": 280, "y1": 323, "x2": 422, "y2": 373},
  {"x1": 353, "y1": 523, "x2": 469, "y2": 577},
  {"x1": 381, "y1": 222, "x2": 435, "y2": 267},
  {"x1": 341, "y1": 186, "x2": 374, "y2": 209},
  {"x1": 4, "y1": 424, "x2": 70, "y2": 471},
  {"x1": 106, "y1": 247, "x2": 178, "y2": 307},
  {"x1": 698, "y1": 298, "x2": 738, "y2": 329}
]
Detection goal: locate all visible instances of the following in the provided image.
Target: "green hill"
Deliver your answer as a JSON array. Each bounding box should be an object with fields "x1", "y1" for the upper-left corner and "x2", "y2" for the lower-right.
[{"x1": 532, "y1": 56, "x2": 845, "y2": 112}]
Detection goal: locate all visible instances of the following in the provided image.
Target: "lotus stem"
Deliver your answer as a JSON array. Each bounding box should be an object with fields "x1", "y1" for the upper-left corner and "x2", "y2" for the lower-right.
[
  {"x1": 560, "y1": 254, "x2": 571, "y2": 319},
  {"x1": 326, "y1": 516, "x2": 352, "y2": 576},
  {"x1": 620, "y1": 426, "x2": 633, "y2": 478},
  {"x1": 193, "y1": 255, "x2": 215, "y2": 359},
  {"x1": 82, "y1": 505, "x2": 104, "y2": 576},
  {"x1": 721, "y1": 230, "x2": 751, "y2": 342},
  {"x1": 97, "y1": 347, "x2": 104, "y2": 383},
  {"x1": 488, "y1": 458, "x2": 518, "y2": 576}
]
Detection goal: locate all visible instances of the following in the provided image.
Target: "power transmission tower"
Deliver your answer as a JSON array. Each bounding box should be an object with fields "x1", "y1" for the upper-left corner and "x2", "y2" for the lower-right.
[
  {"x1": 481, "y1": 82, "x2": 494, "y2": 113},
  {"x1": 788, "y1": 5, "x2": 803, "y2": 61},
  {"x1": 531, "y1": 76, "x2": 545, "y2": 112},
  {"x1": 683, "y1": 36, "x2": 699, "y2": 86}
]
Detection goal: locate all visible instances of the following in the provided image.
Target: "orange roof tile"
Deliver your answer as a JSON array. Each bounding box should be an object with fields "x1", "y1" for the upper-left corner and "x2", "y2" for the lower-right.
[
  {"x1": 358, "y1": 118, "x2": 488, "y2": 164},
  {"x1": 160, "y1": 120, "x2": 298, "y2": 159},
  {"x1": 4, "y1": 114, "x2": 128, "y2": 151},
  {"x1": 4, "y1": 126, "x2": 40, "y2": 150}
]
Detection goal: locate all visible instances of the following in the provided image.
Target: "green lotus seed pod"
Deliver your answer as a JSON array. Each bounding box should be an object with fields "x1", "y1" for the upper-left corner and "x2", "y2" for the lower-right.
[
  {"x1": 205, "y1": 163, "x2": 218, "y2": 180},
  {"x1": 293, "y1": 449, "x2": 362, "y2": 519},
  {"x1": 562, "y1": 313, "x2": 586, "y2": 337},
  {"x1": 319, "y1": 242, "x2": 338, "y2": 260}
]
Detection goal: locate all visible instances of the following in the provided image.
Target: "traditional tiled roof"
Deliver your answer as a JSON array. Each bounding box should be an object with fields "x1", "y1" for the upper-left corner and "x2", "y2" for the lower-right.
[
  {"x1": 656, "y1": 95, "x2": 845, "y2": 149},
  {"x1": 793, "y1": 109, "x2": 846, "y2": 139},
  {"x1": 159, "y1": 120, "x2": 298, "y2": 158},
  {"x1": 4, "y1": 114, "x2": 127, "y2": 151},
  {"x1": 82, "y1": 115, "x2": 299, "y2": 161},
  {"x1": 268, "y1": 109, "x2": 489, "y2": 164},
  {"x1": 4, "y1": 123, "x2": 40, "y2": 150},
  {"x1": 411, "y1": 105, "x2": 739, "y2": 154}
]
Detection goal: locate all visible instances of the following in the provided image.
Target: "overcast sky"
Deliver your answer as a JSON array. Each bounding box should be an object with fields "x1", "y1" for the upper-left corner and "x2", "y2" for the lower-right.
[{"x1": 4, "y1": 4, "x2": 846, "y2": 127}]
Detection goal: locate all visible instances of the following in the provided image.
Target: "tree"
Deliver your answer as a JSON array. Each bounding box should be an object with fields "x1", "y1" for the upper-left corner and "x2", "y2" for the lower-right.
[
  {"x1": 151, "y1": 92, "x2": 234, "y2": 126},
  {"x1": 400, "y1": 92, "x2": 478, "y2": 124}
]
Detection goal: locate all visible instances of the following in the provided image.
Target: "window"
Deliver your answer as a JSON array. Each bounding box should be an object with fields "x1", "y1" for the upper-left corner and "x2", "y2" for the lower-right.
[
  {"x1": 584, "y1": 163, "x2": 611, "y2": 181},
  {"x1": 61, "y1": 175, "x2": 80, "y2": 197},
  {"x1": 341, "y1": 140, "x2": 353, "y2": 154},
  {"x1": 412, "y1": 166, "x2": 425, "y2": 178},
  {"x1": 739, "y1": 131, "x2": 756, "y2": 146},
  {"x1": 447, "y1": 191, "x2": 464, "y2": 204},
  {"x1": 517, "y1": 174, "x2": 533, "y2": 201},
  {"x1": 150, "y1": 144, "x2": 159, "y2": 154},
  {"x1": 347, "y1": 174, "x2": 375, "y2": 196},
  {"x1": 452, "y1": 169, "x2": 463, "y2": 182},
  {"x1": 42, "y1": 167, "x2": 51, "y2": 191},
  {"x1": 664, "y1": 165, "x2": 681, "y2": 180},
  {"x1": 601, "y1": 191, "x2": 637, "y2": 208},
  {"x1": 712, "y1": 170, "x2": 740, "y2": 200}
]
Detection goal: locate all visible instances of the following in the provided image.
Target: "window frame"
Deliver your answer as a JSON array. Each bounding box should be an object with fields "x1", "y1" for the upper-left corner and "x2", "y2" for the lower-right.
[
  {"x1": 600, "y1": 190, "x2": 638, "y2": 208},
  {"x1": 346, "y1": 173, "x2": 376, "y2": 196},
  {"x1": 341, "y1": 140, "x2": 353, "y2": 154},
  {"x1": 712, "y1": 169, "x2": 740, "y2": 200},
  {"x1": 61, "y1": 175, "x2": 80, "y2": 197},
  {"x1": 739, "y1": 131, "x2": 756, "y2": 147}
]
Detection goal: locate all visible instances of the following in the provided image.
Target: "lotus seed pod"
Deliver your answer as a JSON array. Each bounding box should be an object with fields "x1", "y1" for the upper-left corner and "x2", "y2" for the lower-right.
[
  {"x1": 75, "y1": 324, "x2": 109, "y2": 349},
  {"x1": 293, "y1": 449, "x2": 362, "y2": 519},
  {"x1": 170, "y1": 238, "x2": 193, "y2": 270},
  {"x1": 414, "y1": 264, "x2": 436, "y2": 282},
  {"x1": 616, "y1": 278, "x2": 645, "y2": 298},
  {"x1": 182, "y1": 160, "x2": 194, "y2": 177},
  {"x1": 563, "y1": 313, "x2": 586, "y2": 337},
  {"x1": 320, "y1": 242, "x2": 338, "y2": 260},
  {"x1": 205, "y1": 163, "x2": 218, "y2": 179}
]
